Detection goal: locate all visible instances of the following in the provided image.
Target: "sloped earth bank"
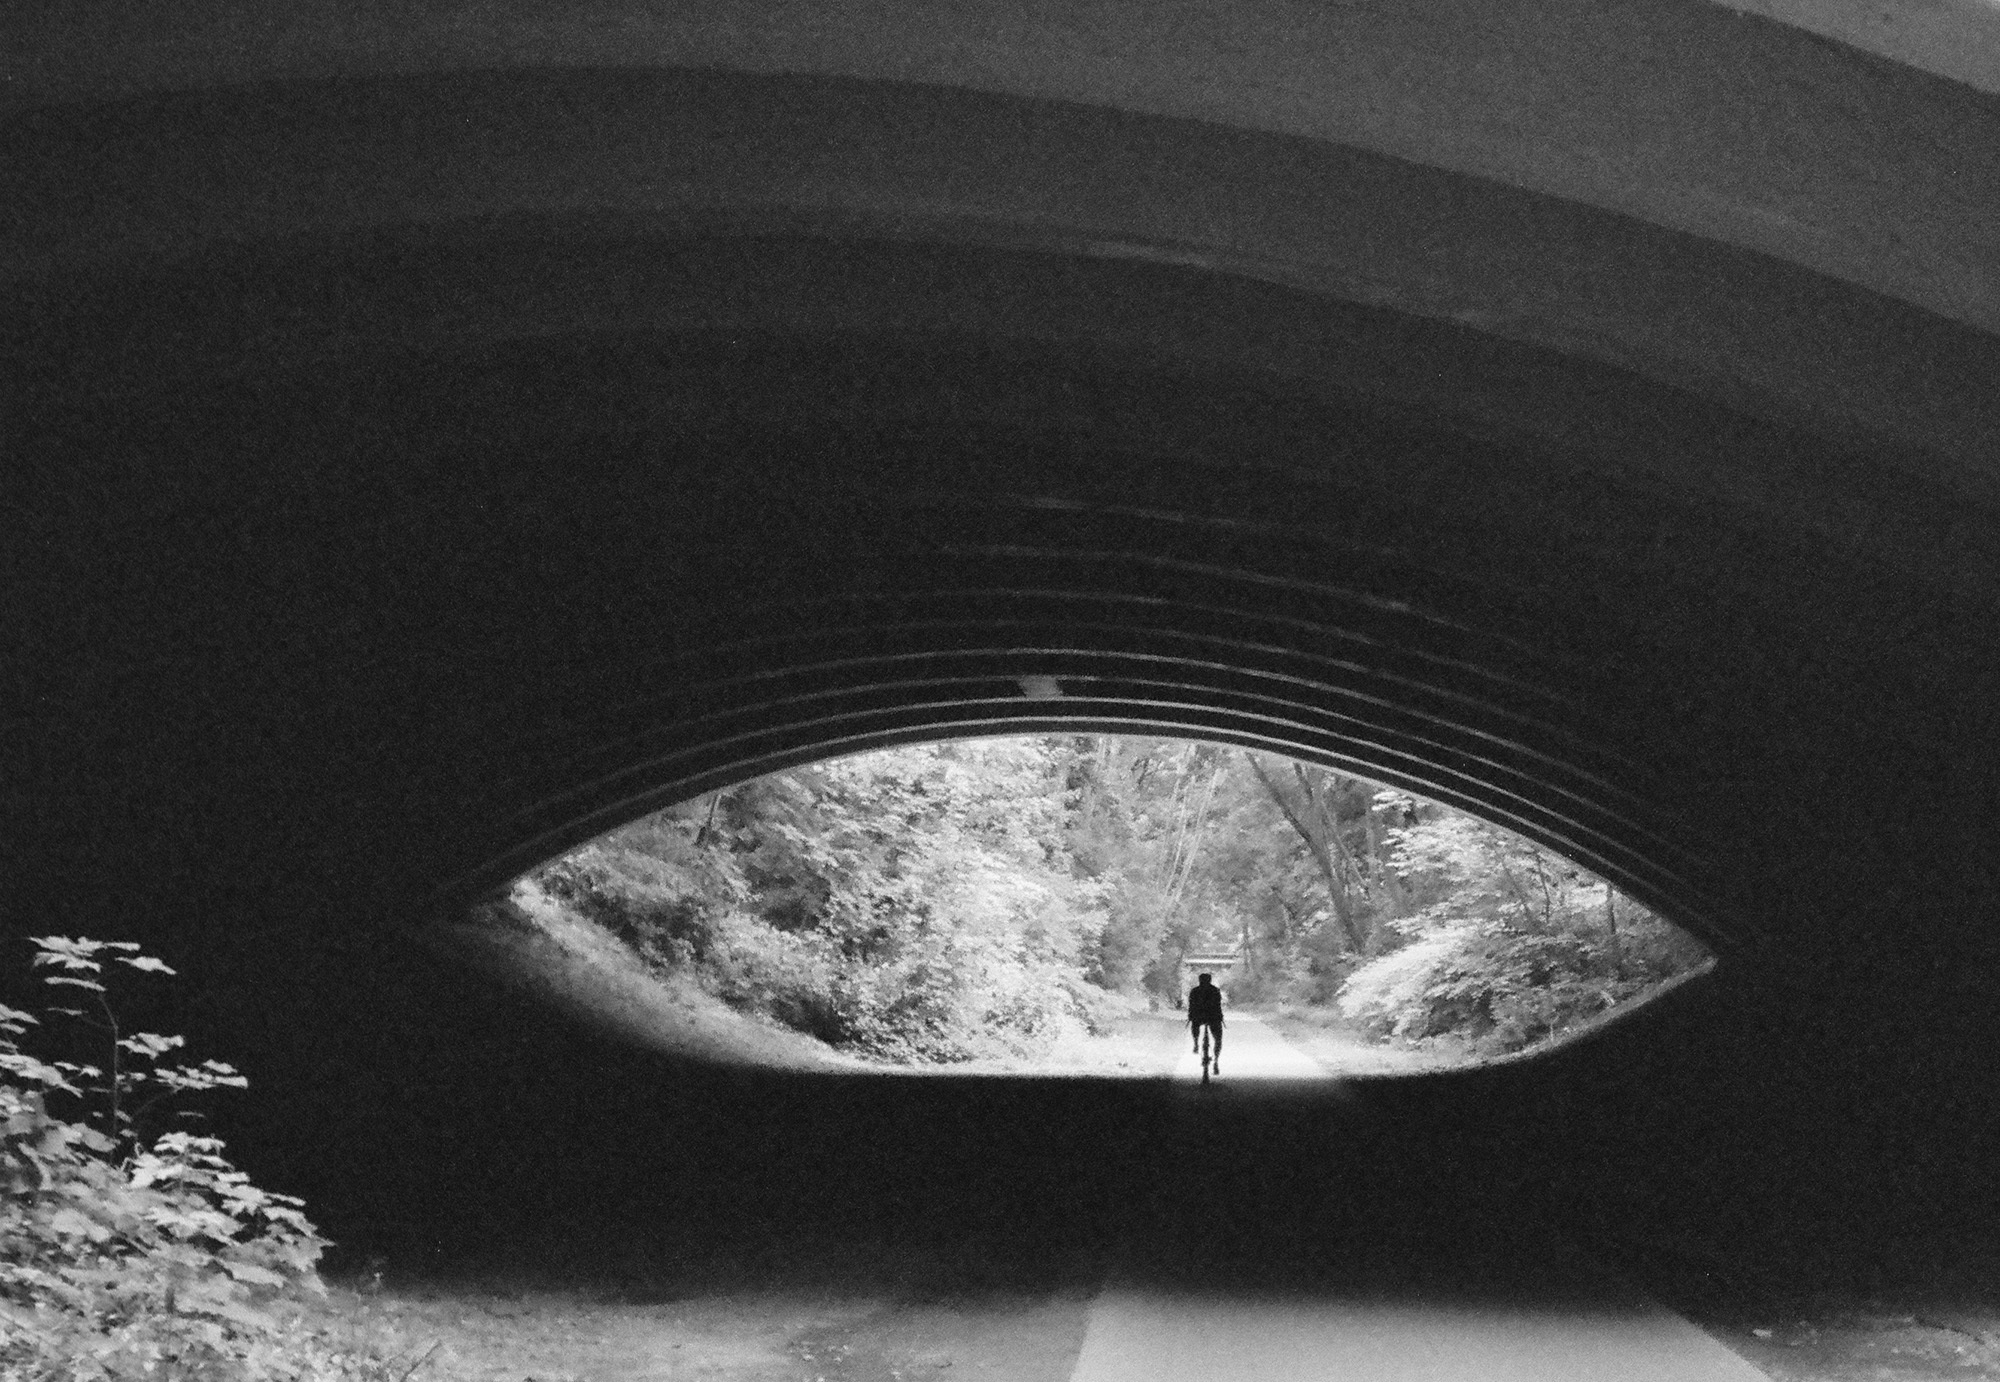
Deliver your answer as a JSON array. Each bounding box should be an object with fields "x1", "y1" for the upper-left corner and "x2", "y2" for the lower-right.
[
  {"x1": 438, "y1": 889, "x2": 872, "y2": 1073},
  {"x1": 1261, "y1": 1008, "x2": 1466, "y2": 1077}
]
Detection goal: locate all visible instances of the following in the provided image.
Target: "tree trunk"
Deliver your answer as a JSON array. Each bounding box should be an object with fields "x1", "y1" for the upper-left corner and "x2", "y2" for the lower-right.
[
  {"x1": 1299, "y1": 764, "x2": 1376, "y2": 951},
  {"x1": 1161, "y1": 753, "x2": 1221, "y2": 920},
  {"x1": 1494, "y1": 851, "x2": 1543, "y2": 931},
  {"x1": 1247, "y1": 753, "x2": 1362, "y2": 952},
  {"x1": 694, "y1": 788, "x2": 727, "y2": 848}
]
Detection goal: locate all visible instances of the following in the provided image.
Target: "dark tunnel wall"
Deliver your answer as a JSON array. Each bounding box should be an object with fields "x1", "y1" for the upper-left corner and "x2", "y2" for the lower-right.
[
  {"x1": 10, "y1": 271, "x2": 2000, "y2": 1243},
  {"x1": 8, "y1": 14, "x2": 2000, "y2": 1264}
]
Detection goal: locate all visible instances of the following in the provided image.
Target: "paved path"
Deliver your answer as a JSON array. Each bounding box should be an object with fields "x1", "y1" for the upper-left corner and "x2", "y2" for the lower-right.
[
  {"x1": 1068, "y1": 1284, "x2": 1771, "y2": 1381},
  {"x1": 1170, "y1": 1013, "x2": 1327, "y2": 1082},
  {"x1": 1070, "y1": 1014, "x2": 1769, "y2": 1381}
]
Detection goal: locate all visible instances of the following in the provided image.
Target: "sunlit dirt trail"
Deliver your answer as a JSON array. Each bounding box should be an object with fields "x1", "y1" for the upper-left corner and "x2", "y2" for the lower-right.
[{"x1": 1169, "y1": 1013, "x2": 1326, "y2": 1082}]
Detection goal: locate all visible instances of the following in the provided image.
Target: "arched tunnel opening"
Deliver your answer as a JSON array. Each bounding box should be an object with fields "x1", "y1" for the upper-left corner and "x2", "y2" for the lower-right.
[
  {"x1": 9, "y1": 5, "x2": 2000, "y2": 1373},
  {"x1": 447, "y1": 733, "x2": 1716, "y2": 1081}
]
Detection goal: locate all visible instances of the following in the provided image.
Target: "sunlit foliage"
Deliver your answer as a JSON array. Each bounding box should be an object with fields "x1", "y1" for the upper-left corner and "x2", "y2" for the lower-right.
[
  {"x1": 533, "y1": 741, "x2": 1121, "y2": 1062},
  {"x1": 528, "y1": 738, "x2": 1707, "y2": 1063},
  {"x1": 1336, "y1": 795, "x2": 1708, "y2": 1050}
]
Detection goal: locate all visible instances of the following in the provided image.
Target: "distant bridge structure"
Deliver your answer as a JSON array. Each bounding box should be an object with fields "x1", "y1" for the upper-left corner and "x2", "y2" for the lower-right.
[{"x1": 1180, "y1": 948, "x2": 1247, "y2": 1004}]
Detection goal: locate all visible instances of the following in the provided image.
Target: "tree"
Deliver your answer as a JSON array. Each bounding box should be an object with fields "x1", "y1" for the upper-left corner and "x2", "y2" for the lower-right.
[
  {"x1": 530, "y1": 740, "x2": 1118, "y2": 1061},
  {"x1": 1336, "y1": 792, "x2": 1708, "y2": 1052},
  {"x1": 515, "y1": 735, "x2": 1708, "y2": 1064},
  {"x1": 1245, "y1": 755, "x2": 1364, "y2": 952}
]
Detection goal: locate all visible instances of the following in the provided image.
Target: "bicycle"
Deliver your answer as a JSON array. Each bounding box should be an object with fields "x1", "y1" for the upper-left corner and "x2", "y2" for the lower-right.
[{"x1": 1195, "y1": 1021, "x2": 1220, "y2": 1082}]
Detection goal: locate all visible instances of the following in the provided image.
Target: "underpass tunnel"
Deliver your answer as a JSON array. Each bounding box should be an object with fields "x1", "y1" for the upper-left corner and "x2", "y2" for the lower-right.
[{"x1": 8, "y1": 0, "x2": 2000, "y2": 1294}]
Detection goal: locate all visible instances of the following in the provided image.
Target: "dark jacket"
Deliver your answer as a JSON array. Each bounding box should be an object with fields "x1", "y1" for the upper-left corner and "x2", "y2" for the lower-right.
[{"x1": 1187, "y1": 982, "x2": 1223, "y2": 1026}]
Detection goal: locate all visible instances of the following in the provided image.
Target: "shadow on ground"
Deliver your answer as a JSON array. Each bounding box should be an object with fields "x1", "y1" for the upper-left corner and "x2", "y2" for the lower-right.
[{"x1": 145, "y1": 930, "x2": 2000, "y2": 1381}]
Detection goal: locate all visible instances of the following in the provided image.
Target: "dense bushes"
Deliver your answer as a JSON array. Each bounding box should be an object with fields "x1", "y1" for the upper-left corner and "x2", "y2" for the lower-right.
[
  {"x1": 1, "y1": 937, "x2": 404, "y2": 1381},
  {"x1": 531, "y1": 742, "x2": 1120, "y2": 1063},
  {"x1": 1335, "y1": 803, "x2": 1708, "y2": 1053}
]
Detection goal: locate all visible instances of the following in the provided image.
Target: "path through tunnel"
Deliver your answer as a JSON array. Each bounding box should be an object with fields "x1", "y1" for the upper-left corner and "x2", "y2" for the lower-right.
[
  {"x1": 13, "y1": 315, "x2": 1998, "y2": 1318},
  {"x1": 9, "y1": 5, "x2": 2000, "y2": 1370}
]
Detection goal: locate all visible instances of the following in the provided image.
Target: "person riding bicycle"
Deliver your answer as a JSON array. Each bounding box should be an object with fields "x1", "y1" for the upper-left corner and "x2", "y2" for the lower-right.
[{"x1": 1187, "y1": 971, "x2": 1224, "y2": 1074}]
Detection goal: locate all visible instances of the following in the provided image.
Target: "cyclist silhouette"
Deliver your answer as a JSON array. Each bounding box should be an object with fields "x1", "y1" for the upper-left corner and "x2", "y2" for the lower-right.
[{"x1": 1187, "y1": 972, "x2": 1224, "y2": 1076}]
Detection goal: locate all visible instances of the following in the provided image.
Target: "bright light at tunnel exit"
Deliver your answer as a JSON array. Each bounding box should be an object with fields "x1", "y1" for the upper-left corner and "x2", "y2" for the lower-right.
[{"x1": 446, "y1": 736, "x2": 1712, "y2": 1077}]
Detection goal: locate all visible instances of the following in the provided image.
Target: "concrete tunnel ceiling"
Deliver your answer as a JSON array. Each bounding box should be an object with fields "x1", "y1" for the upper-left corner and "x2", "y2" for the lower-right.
[{"x1": 6, "y1": 0, "x2": 2000, "y2": 1004}]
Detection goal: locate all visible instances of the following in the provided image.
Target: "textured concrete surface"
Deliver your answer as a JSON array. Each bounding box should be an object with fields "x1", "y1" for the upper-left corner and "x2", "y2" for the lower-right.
[
  {"x1": 1080, "y1": 1020, "x2": 1768, "y2": 1380},
  {"x1": 6, "y1": 0, "x2": 1995, "y2": 335},
  {"x1": 1070, "y1": 1285, "x2": 1769, "y2": 1382}
]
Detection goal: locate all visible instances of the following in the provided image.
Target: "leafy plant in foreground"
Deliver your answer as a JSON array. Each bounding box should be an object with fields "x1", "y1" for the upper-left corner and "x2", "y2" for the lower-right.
[{"x1": 1, "y1": 936, "x2": 423, "y2": 1381}]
